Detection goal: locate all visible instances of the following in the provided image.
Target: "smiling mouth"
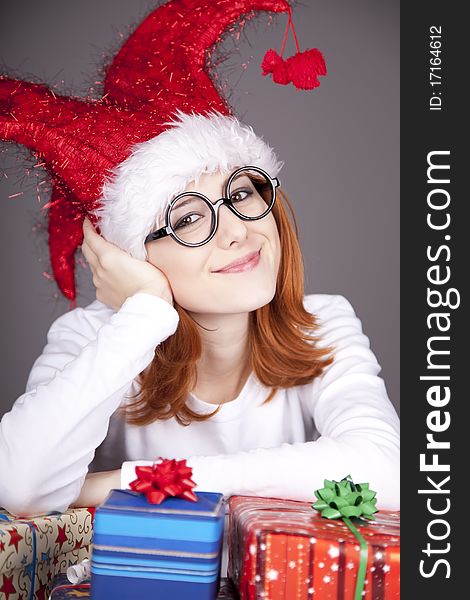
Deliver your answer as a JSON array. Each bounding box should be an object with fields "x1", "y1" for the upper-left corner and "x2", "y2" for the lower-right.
[{"x1": 212, "y1": 249, "x2": 261, "y2": 274}]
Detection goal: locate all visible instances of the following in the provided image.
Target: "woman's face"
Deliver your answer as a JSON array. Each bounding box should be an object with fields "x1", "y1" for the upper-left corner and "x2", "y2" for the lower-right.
[{"x1": 145, "y1": 169, "x2": 281, "y2": 315}]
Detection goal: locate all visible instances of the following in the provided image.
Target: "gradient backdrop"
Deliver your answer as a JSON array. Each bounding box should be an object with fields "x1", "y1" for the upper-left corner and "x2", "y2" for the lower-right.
[{"x1": 0, "y1": 0, "x2": 399, "y2": 418}]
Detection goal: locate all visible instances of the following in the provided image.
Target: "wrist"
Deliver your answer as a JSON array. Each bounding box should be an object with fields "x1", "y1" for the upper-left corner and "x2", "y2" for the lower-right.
[
  {"x1": 135, "y1": 287, "x2": 173, "y2": 306},
  {"x1": 109, "y1": 468, "x2": 122, "y2": 490},
  {"x1": 71, "y1": 469, "x2": 122, "y2": 508}
]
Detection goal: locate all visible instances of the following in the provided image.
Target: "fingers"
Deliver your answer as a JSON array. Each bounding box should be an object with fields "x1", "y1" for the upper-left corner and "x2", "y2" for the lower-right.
[
  {"x1": 81, "y1": 218, "x2": 99, "y2": 270},
  {"x1": 80, "y1": 239, "x2": 99, "y2": 288},
  {"x1": 82, "y1": 217, "x2": 107, "y2": 253},
  {"x1": 82, "y1": 217, "x2": 122, "y2": 270},
  {"x1": 82, "y1": 216, "x2": 115, "y2": 267},
  {"x1": 81, "y1": 242, "x2": 98, "y2": 275}
]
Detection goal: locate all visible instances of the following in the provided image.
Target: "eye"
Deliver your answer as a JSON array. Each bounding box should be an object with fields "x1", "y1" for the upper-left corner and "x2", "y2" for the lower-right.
[
  {"x1": 230, "y1": 189, "x2": 252, "y2": 203},
  {"x1": 174, "y1": 213, "x2": 202, "y2": 229}
]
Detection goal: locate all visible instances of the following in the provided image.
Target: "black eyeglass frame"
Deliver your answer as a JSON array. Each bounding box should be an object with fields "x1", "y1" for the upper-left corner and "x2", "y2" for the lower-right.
[{"x1": 144, "y1": 165, "x2": 280, "y2": 248}]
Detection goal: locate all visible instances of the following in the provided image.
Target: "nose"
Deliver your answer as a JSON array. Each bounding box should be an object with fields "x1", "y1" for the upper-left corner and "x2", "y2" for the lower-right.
[{"x1": 215, "y1": 203, "x2": 249, "y2": 246}]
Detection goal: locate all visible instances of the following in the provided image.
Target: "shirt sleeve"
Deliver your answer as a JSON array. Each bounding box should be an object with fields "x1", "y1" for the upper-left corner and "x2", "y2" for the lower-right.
[
  {"x1": 0, "y1": 293, "x2": 179, "y2": 517},
  {"x1": 151, "y1": 294, "x2": 400, "y2": 510}
]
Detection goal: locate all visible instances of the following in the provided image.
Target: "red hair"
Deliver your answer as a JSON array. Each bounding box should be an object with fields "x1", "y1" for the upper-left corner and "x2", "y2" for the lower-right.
[{"x1": 119, "y1": 188, "x2": 335, "y2": 426}]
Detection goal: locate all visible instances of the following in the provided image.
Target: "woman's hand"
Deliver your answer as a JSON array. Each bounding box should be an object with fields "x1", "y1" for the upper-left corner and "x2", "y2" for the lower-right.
[
  {"x1": 81, "y1": 217, "x2": 174, "y2": 311},
  {"x1": 70, "y1": 469, "x2": 122, "y2": 508}
]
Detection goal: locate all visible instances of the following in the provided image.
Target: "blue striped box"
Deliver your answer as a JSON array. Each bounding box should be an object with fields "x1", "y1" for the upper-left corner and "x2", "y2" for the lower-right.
[{"x1": 91, "y1": 489, "x2": 225, "y2": 600}]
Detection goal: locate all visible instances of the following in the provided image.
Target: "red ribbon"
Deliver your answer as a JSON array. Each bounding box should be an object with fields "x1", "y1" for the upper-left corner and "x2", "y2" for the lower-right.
[{"x1": 129, "y1": 458, "x2": 198, "y2": 504}]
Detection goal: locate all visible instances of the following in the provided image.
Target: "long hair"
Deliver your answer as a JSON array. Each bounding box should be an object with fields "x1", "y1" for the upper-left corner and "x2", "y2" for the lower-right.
[{"x1": 118, "y1": 188, "x2": 335, "y2": 426}]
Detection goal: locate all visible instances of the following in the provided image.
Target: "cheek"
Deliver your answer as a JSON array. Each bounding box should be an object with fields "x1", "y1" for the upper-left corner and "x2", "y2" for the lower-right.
[
  {"x1": 265, "y1": 217, "x2": 282, "y2": 267},
  {"x1": 169, "y1": 266, "x2": 213, "y2": 313},
  {"x1": 146, "y1": 244, "x2": 184, "y2": 282},
  {"x1": 147, "y1": 245, "x2": 208, "y2": 302}
]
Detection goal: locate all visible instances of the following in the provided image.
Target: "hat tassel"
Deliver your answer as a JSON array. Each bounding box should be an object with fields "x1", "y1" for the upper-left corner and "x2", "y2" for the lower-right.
[{"x1": 261, "y1": 6, "x2": 326, "y2": 90}]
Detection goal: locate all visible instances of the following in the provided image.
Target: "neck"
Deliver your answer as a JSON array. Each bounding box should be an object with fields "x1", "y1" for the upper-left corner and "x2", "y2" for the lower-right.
[{"x1": 188, "y1": 311, "x2": 252, "y2": 401}]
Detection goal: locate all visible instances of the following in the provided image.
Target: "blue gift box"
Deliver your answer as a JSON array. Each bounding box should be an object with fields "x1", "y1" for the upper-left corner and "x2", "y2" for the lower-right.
[{"x1": 91, "y1": 489, "x2": 225, "y2": 600}]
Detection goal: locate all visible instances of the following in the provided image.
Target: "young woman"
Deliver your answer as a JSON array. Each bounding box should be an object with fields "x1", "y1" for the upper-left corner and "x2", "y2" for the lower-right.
[{"x1": 0, "y1": 111, "x2": 400, "y2": 527}]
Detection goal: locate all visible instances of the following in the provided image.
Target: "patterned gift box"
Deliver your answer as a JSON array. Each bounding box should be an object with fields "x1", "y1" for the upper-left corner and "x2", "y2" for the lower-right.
[
  {"x1": 48, "y1": 573, "x2": 91, "y2": 599},
  {"x1": 0, "y1": 507, "x2": 94, "y2": 600},
  {"x1": 228, "y1": 495, "x2": 400, "y2": 600},
  {"x1": 90, "y1": 489, "x2": 225, "y2": 600},
  {"x1": 49, "y1": 573, "x2": 239, "y2": 599}
]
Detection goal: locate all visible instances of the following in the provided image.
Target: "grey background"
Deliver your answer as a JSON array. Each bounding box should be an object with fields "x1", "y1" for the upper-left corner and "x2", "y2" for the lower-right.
[{"x1": 0, "y1": 0, "x2": 399, "y2": 417}]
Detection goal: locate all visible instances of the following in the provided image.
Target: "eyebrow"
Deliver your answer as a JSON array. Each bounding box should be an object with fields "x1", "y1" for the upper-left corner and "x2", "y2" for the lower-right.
[{"x1": 171, "y1": 196, "x2": 201, "y2": 210}]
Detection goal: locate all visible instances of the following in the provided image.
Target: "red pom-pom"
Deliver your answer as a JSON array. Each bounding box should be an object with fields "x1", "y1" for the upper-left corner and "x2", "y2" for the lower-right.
[
  {"x1": 286, "y1": 48, "x2": 327, "y2": 90},
  {"x1": 261, "y1": 48, "x2": 281, "y2": 74},
  {"x1": 260, "y1": 49, "x2": 290, "y2": 85}
]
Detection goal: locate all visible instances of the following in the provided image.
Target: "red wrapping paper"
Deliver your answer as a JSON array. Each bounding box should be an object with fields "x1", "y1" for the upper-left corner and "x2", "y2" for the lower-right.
[{"x1": 228, "y1": 496, "x2": 399, "y2": 600}]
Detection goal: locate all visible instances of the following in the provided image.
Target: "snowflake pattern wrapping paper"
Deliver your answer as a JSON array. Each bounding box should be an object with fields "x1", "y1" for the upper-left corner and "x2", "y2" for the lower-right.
[
  {"x1": 227, "y1": 496, "x2": 399, "y2": 600},
  {"x1": 0, "y1": 507, "x2": 94, "y2": 600}
]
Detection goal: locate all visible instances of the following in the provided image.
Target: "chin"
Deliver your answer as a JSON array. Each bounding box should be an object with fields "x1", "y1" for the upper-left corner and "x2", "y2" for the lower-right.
[
  {"x1": 227, "y1": 283, "x2": 276, "y2": 313},
  {"x1": 177, "y1": 284, "x2": 276, "y2": 315}
]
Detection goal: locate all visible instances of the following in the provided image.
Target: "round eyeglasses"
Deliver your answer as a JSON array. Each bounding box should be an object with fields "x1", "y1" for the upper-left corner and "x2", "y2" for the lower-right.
[{"x1": 144, "y1": 166, "x2": 280, "y2": 248}]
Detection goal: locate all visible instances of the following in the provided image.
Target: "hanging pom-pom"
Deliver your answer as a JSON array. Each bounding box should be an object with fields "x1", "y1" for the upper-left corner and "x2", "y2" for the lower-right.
[
  {"x1": 260, "y1": 6, "x2": 327, "y2": 91},
  {"x1": 286, "y1": 48, "x2": 327, "y2": 90},
  {"x1": 261, "y1": 48, "x2": 290, "y2": 85}
]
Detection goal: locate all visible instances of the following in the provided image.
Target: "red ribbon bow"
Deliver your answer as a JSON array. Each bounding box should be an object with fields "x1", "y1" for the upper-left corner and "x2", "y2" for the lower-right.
[{"x1": 129, "y1": 458, "x2": 198, "y2": 504}]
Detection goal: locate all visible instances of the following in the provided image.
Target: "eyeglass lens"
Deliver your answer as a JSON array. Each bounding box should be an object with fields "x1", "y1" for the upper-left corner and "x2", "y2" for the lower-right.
[{"x1": 169, "y1": 168, "x2": 274, "y2": 245}]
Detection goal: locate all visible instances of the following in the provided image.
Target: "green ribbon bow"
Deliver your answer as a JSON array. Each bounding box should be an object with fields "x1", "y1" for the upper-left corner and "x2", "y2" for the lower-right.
[{"x1": 311, "y1": 475, "x2": 378, "y2": 600}]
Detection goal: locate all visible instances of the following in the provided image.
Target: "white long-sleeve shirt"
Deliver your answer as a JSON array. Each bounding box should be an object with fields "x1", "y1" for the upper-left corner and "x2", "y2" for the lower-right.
[{"x1": 0, "y1": 292, "x2": 400, "y2": 520}]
